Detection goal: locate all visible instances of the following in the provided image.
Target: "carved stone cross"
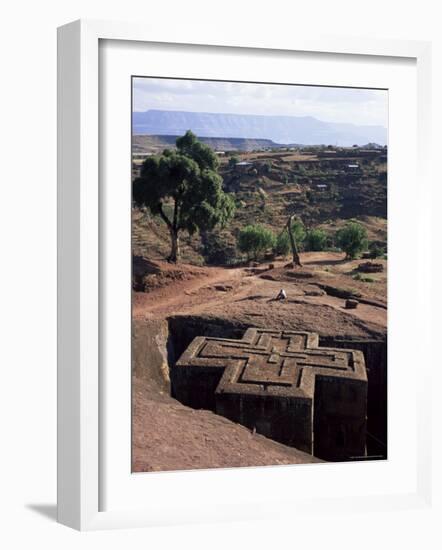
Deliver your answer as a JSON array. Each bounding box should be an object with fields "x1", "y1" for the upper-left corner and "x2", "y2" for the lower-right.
[{"x1": 172, "y1": 328, "x2": 368, "y2": 461}]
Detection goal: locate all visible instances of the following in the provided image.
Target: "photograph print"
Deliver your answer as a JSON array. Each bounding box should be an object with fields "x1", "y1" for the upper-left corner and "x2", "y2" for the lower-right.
[{"x1": 131, "y1": 77, "x2": 387, "y2": 472}]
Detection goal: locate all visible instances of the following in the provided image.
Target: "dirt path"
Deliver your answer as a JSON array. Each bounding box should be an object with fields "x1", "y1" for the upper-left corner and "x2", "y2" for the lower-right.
[
  {"x1": 133, "y1": 254, "x2": 386, "y2": 331},
  {"x1": 132, "y1": 265, "x2": 247, "y2": 319}
]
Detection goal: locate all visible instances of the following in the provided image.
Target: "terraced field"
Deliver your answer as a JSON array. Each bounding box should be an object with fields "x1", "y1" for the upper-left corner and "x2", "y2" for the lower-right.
[{"x1": 132, "y1": 145, "x2": 387, "y2": 266}]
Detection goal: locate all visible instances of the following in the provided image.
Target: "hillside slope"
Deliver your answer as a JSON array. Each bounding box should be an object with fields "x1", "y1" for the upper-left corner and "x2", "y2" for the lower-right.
[{"x1": 132, "y1": 147, "x2": 387, "y2": 266}]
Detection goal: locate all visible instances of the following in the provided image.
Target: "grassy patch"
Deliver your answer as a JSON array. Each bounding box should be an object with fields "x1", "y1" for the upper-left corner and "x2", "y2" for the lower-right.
[{"x1": 352, "y1": 273, "x2": 375, "y2": 283}]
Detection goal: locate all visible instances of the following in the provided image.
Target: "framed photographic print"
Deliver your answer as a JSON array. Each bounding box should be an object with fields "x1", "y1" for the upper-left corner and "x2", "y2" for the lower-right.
[
  {"x1": 57, "y1": 19, "x2": 432, "y2": 530},
  {"x1": 130, "y1": 76, "x2": 387, "y2": 471}
]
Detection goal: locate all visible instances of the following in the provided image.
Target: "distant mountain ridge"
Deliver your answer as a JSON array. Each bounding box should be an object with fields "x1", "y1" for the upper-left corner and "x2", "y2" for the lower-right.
[
  {"x1": 133, "y1": 109, "x2": 387, "y2": 147},
  {"x1": 132, "y1": 134, "x2": 292, "y2": 153}
]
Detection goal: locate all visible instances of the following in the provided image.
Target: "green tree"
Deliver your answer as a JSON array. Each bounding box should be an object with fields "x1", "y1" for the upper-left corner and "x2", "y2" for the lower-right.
[
  {"x1": 336, "y1": 222, "x2": 368, "y2": 259},
  {"x1": 237, "y1": 225, "x2": 276, "y2": 260},
  {"x1": 200, "y1": 230, "x2": 238, "y2": 266},
  {"x1": 305, "y1": 228, "x2": 328, "y2": 251},
  {"x1": 133, "y1": 131, "x2": 235, "y2": 263}
]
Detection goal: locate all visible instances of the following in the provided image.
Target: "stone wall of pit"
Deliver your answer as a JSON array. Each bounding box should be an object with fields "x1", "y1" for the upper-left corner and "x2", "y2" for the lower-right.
[
  {"x1": 132, "y1": 318, "x2": 171, "y2": 394},
  {"x1": 167, "y1": 315, "x2": 387, "y2": 460}
]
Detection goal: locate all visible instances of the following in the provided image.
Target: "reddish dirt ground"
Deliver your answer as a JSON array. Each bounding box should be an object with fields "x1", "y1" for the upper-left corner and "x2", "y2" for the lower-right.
[
  {"x1": 132, "y1": 251, "x2": 387, "y2": 472},
  {"x1": 133, "y1": 377, "x2": 321, "y2": 472},
  {"x1": 133, "y1": 252, "x2": 387, "y2": 331}
]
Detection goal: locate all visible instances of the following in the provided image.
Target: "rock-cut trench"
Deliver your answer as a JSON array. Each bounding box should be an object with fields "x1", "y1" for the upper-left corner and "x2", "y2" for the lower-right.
[{"x1": 132, "y1": 315, "x2": 387, "y2": 460}]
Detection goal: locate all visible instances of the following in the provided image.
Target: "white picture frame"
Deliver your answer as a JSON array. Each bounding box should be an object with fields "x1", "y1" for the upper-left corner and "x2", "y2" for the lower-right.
[{"x1": 57, "y1": 19, "x2": 432, "y2": 531}]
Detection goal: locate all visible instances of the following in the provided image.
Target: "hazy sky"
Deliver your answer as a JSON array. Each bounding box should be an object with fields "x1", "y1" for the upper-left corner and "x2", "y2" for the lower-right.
[{"x1": 133, "y1": 77, "x2": 388, "y2": 127}]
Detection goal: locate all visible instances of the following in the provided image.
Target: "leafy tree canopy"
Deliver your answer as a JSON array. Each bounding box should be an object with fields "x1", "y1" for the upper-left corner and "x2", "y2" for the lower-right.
[
  {"x1": 237, "y1": 224, "x2": 276, "y2": 260},
  {"x1": 305, "y1": 228, "x2": 328, "y2": 252},
  {"x1": 133, "y1": 131, "x2": 235, "y2": 262},
  {"x1": 274, "y1": 231, "x2": 291, "y2": 257},
  {"x1": 336, "y1": 221, "x2": 368, "y2": 259}
]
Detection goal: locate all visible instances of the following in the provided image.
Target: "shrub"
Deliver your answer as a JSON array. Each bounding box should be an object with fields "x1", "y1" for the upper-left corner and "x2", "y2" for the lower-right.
[
  {"x1": 305, "y1": 228, "x2": 328, "y2": 251},
  {"x1": 275, "y1": 231, "x2": 291, "y2": 256},
  {"x1": 352, "y1": 273, "x2": 375, "y2": 283},
  {"x1": 367, "y1": 240, "x2": 386, "y2": 259},
  {"x1": 336, "y1": 222, "x2": 368, "y2": 259},
  {"x1": 237, "y1": 224, "x2": 276, "y2": 260},
  {"x1": 201, "y1": 231, "x2": 238, "y2": 266}
]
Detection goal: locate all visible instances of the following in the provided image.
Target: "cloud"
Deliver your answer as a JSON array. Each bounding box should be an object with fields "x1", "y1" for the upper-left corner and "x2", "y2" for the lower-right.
[{"x1": 132, "y1": 77, "x2": 387, "y2": 127}]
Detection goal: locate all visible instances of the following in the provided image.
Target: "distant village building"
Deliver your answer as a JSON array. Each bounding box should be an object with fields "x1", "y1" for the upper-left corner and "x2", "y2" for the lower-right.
[
  {"x1": 215, "y1": 151, "x2": 226, "y2": 156},
  {"x1": 235, "y1": 160, "x2": 254, "y2": 172}
]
